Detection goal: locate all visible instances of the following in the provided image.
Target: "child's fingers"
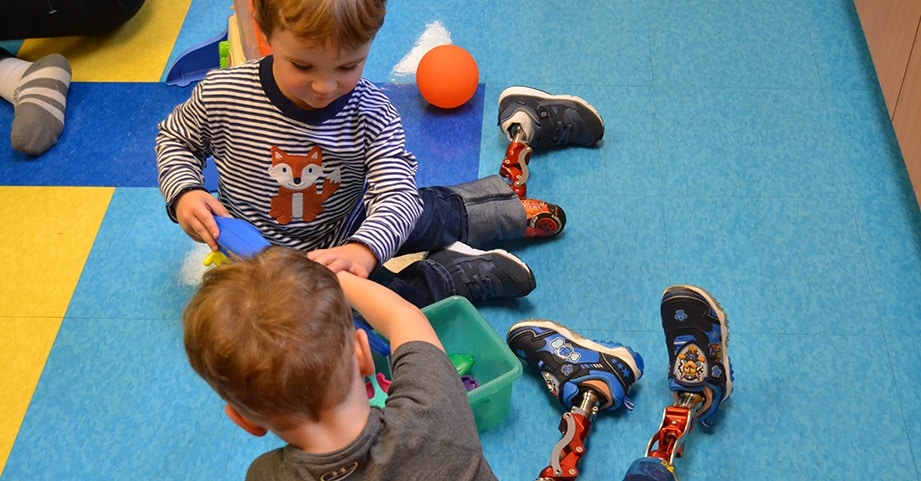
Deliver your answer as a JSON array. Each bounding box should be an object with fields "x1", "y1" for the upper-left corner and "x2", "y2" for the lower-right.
[
  {"x1": 197, "y1": 217, "x2": 220, "y2": 251},
  {"x1": 206, "y1": 195, "x2": 231, "y2": 218}
]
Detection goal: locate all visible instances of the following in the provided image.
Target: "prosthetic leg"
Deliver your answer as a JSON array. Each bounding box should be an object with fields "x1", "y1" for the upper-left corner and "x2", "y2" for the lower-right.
[
  {"x1": 620, "y1": 392, "x2": 705, "y2": 481},
  {"x1": 504, "y1": 321, "x2": 643, "y2": 481},
  {"x1": 623, "y1": 284, "x2": 734, "y2": 481},
  {"x1": 535, "y1": 388, "x2": 602, "y2": 481},
  {"x1": 499, "y1": 123, "x2": 532, "y2": 198}
]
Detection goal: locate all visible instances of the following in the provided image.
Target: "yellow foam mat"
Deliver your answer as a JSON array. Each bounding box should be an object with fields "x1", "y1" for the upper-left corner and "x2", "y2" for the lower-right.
[
  {"x1": 0, "y1": 186, "x2": 112, "y2": 473},
  {"x1": 0, "y1": 317, "x2": 65, "y2": 474},
  {"x1": 15, "y1": 0, "x2": 193, "y2": 82},
  {"x1": 0, "y1": 186, "x2": 114, "y2": 318}
]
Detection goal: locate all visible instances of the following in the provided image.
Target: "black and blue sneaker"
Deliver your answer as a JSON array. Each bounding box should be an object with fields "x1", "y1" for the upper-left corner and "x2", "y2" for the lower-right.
[
  {"x1": 425, "y1": 242, "x2": 536, "y2": 301},
  {"x1": 498, "y1": 86, "x2": 605, "y2": 149},
  {"x1": 661, "y1": 285, "x2": 734, "y2": 427},
  {"x1": 507, "y1": 319, "x2": 644, "y2": 411}
]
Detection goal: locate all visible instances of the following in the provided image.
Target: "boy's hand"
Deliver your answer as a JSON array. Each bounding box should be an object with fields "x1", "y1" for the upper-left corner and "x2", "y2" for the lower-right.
[
  {"x1": 336, "y1": 270, "x2": 443, "y2": 352},
  {"x1": 308, "y1": 243, "x2": 378, "y2": 278},
  {"x1": 174, "y1": 190, "x2": 230, "y2": 251}
]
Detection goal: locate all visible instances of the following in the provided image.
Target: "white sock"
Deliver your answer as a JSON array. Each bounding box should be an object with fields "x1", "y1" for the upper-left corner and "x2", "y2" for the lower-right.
[{"x1": 0, "y1": 57, "x2": 31, "y2": 103}]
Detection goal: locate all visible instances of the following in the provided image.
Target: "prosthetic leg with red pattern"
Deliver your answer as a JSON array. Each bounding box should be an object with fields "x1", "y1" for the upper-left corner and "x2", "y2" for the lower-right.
[
  {"x1": 535, "y1": 388, "x2": 603, "y2": 481},
  {"x1": 498, "y1": 123, "x2": 566, "y2": 238},
  {"x1": 620, "y1": 392, "x2": 705, "y2": 481},
  {"x1": 499, "y1": 124, "x2": 532, "y2": 198}
]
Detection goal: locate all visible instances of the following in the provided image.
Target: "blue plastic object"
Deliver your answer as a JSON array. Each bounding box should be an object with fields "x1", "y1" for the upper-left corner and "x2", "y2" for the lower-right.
[
  {"x1": 355, "y1": 315, "x2": 391, "y2": 357},
  {"x1": 213, "y1": 216, "x2": 270, "y2": 260},
  {"x1": 166, "y1": 30, "x2": 227, "y2": 87}
]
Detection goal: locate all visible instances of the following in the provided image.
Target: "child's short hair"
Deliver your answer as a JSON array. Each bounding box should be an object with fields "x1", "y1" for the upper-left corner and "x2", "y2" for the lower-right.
[
  {"x1": 253, "y1": 0, "x2": 387, "y2": 51},
  {"x1": 183, "y1": 246, "x2": 355, "y2": 424}
]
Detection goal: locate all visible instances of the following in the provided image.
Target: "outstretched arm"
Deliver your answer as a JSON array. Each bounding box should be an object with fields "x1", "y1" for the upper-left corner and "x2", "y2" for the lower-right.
[
  {"x1": 336, "y1": 271, "x2": 442, "y2": 352},
  {"x1": 308, "y1": 242, "x2": 378, "y2": 278}
]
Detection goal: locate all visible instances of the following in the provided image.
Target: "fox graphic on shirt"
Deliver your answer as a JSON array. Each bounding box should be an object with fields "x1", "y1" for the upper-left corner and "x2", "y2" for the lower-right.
[{"x1": 268, "y1": 145, "x2": 341, "y2": 224}]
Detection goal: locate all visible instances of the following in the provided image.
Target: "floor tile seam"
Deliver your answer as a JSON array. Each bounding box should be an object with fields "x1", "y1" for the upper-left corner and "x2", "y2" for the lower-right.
[
  {"x1": 649, "y1": 83, "x2": 826, "y2": 93},
  {"x1": 818, "y1": 85, "x2": 887, "y2": 201},
  {"x1": 0, "y1": 315, "x2": 64, "y2": 321},
  {"x1": 657, "y1": 193, "x2": 850, "y2": 202},
  {"x1": 840, "y1": 195, "x2": 886, "y2": 317},
  {"x1": 882, "y1": 331, "x2": 921, "y2": 480},
  {"x1": 57, "y1": 315, "x2": 175, "y2": 321},
  {"x1": 802, "y1": 3, "x2": 830, "y2": 94}
]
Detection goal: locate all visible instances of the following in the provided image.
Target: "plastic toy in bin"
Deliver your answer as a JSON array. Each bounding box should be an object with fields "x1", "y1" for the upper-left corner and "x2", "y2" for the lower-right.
[
  {"x1": 366, "y1": 372, "x2": 390, "y2": 408},
  {"x1": 449, "y1": 353, "x2": 475, "y2": 376},
  {"x1": 420, "y1": 296, "x2": 522, "y2": 431}
]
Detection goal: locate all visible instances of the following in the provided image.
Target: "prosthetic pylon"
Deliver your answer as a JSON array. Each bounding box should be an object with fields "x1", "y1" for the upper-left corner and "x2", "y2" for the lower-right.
[
  {"x1": 499, "y1": 124, "x2": 532, "y2": 198},
  {"x1": 620, "y1": 391, "x2": 705, "y2": 481},
  {"x1": 535, "y1": 388, "x2": 602, "y2": 481}
]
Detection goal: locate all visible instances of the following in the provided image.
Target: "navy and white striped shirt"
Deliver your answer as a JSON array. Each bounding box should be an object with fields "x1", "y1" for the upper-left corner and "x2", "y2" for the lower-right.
[{"x1": 156, "y1": 57, "x2": 423, "y2": 263}]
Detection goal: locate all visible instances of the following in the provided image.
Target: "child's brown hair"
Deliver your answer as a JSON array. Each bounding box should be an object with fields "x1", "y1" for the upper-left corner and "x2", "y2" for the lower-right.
[
  {"x1": 253, "y1": 0, "x2": 387, "y2": 51},
  {"x1": 183, "y1": 246, "x2": 355, "y2": 424}
]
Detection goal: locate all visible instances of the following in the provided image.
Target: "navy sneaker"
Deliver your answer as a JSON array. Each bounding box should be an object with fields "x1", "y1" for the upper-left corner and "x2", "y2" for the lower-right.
[
  {"x1": 507, "y1": 319, "x2": 643, "y2": 411},
  {"x1": 498, "y1": 86, "x2": 604, "y2": 149},
  {"x1": 425, "y1": 242, "x2": 536, "y2": 301},
  {"x1": 661, "y1": 285, "x2": 733, "y2": 427}
]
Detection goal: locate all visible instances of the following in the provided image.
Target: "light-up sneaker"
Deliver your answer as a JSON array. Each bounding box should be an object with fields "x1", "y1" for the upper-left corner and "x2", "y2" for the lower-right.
[
  {"x1": 507, "y1": 319, "x2": 643, "y2": 411},
  {"x1": 661, "y1": 285, "x2": 733, "y2": 427}
]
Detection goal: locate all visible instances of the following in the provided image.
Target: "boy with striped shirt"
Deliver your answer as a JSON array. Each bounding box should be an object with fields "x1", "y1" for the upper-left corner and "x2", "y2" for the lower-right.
[{"x1": 156, "y1": 0, "x2": 605, "y2": 307}]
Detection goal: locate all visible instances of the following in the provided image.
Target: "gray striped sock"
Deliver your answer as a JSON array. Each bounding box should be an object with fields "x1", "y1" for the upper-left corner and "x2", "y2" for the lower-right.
[{"x1": 11, "y1": 54, "x2": 72, "y2": 156}]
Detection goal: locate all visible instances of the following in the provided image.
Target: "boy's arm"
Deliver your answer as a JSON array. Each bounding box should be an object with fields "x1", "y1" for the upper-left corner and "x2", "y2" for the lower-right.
[
  {"x1": 336, "y1": 271, "x2": 443, "y2": 352},
  {"x1": 156, "y1": 81, "x2": 212, "y2": 222},
  {"x1": 347, "y1": 88, "x2": 423, "y2": 265}
]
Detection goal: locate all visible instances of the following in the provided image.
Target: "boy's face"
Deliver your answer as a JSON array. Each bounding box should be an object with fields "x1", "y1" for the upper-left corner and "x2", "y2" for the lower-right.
[{"x1": 269, "y1": 29, "x2": 371, "y2": 110}]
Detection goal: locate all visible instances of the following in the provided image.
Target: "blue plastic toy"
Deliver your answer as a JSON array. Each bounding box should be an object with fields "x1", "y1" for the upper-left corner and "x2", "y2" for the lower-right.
[{"x1": 214, "y1": 216, "x2": 271, "y2": 260}]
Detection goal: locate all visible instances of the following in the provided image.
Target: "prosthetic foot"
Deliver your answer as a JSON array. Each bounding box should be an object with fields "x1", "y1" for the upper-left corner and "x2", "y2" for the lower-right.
[
  {"x1": 507, "y1": 320, "x2": 643, "y2": 481},
  {"x1": 496, "y1": 86, "x2": 605, "y2": 198},
  {"x1": 622, "y1": 285, "x2": 734, "y2": 481}
]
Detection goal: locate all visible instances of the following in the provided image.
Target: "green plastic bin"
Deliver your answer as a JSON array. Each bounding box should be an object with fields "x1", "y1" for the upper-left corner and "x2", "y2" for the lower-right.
[
  {"x1": 373, "y1": 296, "x2": 522, "y2": 432},
  {"x1": 422, "y1": 296, "x2": 523, "y2": 432}
]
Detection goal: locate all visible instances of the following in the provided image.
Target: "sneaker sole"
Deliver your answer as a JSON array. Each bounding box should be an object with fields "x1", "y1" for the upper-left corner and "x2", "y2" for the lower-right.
[
  {"x1": 508, "y1": 318, "x2": 643, "y2": 378},
  {"x1": 498, "y1": 86, "x2": 605, "y2": 132},
  {"x1": 436, "y1": 241, "x2": 533, "y2": 276},
  {"x1": 662, "y1": 285, "x2": 733, "y2": 400}
]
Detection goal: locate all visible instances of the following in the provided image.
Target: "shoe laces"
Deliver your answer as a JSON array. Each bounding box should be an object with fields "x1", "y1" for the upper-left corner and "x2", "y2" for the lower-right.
[
  {"x1": 538, "y1": 105, "x2": 574, "y2": 145},
  {"x1": 454, "y1": 258, "x2": 502, "y2": 300}
]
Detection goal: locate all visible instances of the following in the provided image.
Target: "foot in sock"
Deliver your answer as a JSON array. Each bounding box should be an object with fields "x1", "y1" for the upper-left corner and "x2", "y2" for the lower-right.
[
  {"x1": 5, "y1": 54, "x2": 72, "y2": 156},
  {"x1": 425, "y1": 242, "x2": 535, "y2": 301}
]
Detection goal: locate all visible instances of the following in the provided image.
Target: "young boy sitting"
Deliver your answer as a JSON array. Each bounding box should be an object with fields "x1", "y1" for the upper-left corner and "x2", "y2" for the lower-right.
[
  {"x1": 182, "y1": 246, "x2": 499, "y2": 480},
  {"x1": 157, "y1": 0, "x2": 605, "y2": 309}
]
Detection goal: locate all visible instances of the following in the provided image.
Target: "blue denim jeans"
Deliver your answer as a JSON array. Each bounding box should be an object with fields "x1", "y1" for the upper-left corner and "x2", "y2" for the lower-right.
[{"x1": 361, "y1": 175, "x2": 527, "y2": 307}]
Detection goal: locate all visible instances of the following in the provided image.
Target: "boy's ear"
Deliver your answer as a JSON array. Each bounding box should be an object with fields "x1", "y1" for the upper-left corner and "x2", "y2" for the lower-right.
[
  {"x1": 354, "y1": 328, "x2": 375, "y2": 377},
  {"x1": 224, "y1": 404, "x2": 268, "y2": 437}
]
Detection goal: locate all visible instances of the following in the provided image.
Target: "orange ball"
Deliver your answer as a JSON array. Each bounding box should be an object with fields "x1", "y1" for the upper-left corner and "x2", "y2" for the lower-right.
[{"x1": 416, "y1": 44, "x2": 479, "y2": 109}]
